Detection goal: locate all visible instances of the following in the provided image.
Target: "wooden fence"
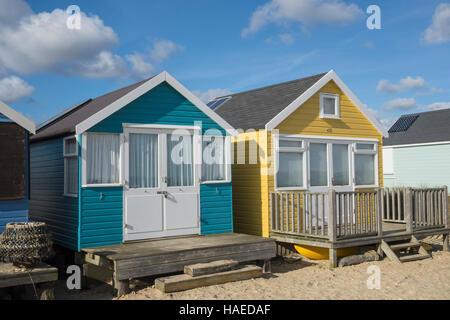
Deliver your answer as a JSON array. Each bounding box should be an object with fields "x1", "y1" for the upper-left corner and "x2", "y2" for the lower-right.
[{"x1": 270, "y1": 186, "x2": 448, "y2": 243}]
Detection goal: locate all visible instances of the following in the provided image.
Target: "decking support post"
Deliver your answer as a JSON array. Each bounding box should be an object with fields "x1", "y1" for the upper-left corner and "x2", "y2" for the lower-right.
[
  {"x1": 114, "y1": 278, "x2": 130, "y2": 297},
  {"x1": 444, "y1": 185, "x2": 449, "y2": 229},
  {"x1": 444, "y1": 234, "x2": 449, "y2": 252},
  {"x1": 377, "y1": 188, "x2": 384, "y2": 237},
  {"x1": 262, "y1": 259, "x2": 272, "y2": 274},
  {"x1": 327, "y1": 189, "x2": 337, "y2": 243},
  {"x1": 327, "y1": 190, "x2": 337, "y2": 268},
  {"x1": 405, "y1": 188, "x2": 413, "y2": 233}
]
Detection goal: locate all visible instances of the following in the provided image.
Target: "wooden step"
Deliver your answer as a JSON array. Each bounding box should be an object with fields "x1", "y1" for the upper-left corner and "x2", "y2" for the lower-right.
[
  {"x1": 155, "y1": 265, "x2": 263, "y2": 293},
  {"x1": 390, "y1": 242, "x2": 421, "y2": 251},
  {"x1": 399, "y1": 253, "x2": 430, "y2": 263},
  {"x1": 184, "y1": 260, "x2": 239, "y2": 277}
]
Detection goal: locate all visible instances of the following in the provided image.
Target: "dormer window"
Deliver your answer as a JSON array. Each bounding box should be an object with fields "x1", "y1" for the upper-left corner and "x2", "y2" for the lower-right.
[{"x1": 320, "y1": 93, "x2": 340, "y2": 119}]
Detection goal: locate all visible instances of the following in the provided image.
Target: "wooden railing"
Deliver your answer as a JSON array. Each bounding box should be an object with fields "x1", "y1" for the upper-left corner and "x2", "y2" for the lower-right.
[
  {"x1": 411, "y1": 187, "x2": 448, "y2": 231},
  {"x1": 270, "y1": 186, "x2": 449, "y2": 243}
]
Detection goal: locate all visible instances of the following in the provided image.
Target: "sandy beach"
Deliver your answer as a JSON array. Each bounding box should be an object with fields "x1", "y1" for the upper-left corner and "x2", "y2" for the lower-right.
[{"x1": 52, "y1": 235, "x2": 450, "y2": 300}]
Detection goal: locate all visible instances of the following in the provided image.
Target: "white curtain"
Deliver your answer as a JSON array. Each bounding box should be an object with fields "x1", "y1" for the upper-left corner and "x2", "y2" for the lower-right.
[
  {"x1": 332, "y1": 144, "x2": 349, "y2": 186},
  {"x1": 129, "y1": 133, "x2": 158, "y2": 188},
  {"x1": 66, "y1": 157, "x2": 78, "y2": 194},
  {"x1": 355, "y1": 154, "x2": 375, "y2": 185},
  {"x1": 202, "y1": 136, "x2": 225, "y2": 181},
  {"x1": 167, "y1": 134, "x2": 193, "y2": 187},
  {"x1": 310, "y1": 143, "x2": 328, "y2": 186},
  {"x1": 277, "y1": 152, "x2": 303, "y2": 188},
  {"x1": 87, "y1": 134, "x2": 120, "y2": 185}
]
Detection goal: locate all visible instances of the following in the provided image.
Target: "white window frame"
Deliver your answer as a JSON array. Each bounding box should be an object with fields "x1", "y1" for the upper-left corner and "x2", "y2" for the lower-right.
[
  {"x1": 274, "y1": 135, "x2": 307, "y2": 191},
  {"x1": 274, "y1": 134, "x2": 379, "y2": 191},
  {"x1": 353, "y1": 142, "x2": 379, "y2": 188},
  {"x1": 63, "y1": 135, "x2": 79, "y2": 197},
  {"x1": 319, "y1": 93, "x2": 340, "y2": 119},
  {"x1": 81, "y1": 133, "x2": 123, "y2": 188},
  {"x1": 201, "y1": 135, "x2": 232, "y2": 184}
]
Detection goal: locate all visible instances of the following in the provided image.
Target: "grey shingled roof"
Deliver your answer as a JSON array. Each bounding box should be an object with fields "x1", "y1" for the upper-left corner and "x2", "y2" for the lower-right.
[
  {"x1": 32, "y1": 77, "x2": 152, "y2": 141},
  {"x1": 215, "y1": 73, "x2": 327, "y2": 130},
  {"x1": 383, "y1": 108, "x2": 450, "y2": 146}
]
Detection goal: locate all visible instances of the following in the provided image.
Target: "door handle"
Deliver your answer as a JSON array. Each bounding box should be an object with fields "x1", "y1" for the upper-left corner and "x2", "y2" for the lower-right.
[{"x1": 157, "y1": 191, "x2": 168, "y2": 198}]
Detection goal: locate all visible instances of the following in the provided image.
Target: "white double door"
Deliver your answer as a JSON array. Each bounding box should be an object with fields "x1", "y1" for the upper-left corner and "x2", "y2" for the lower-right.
[{"x1": 123, "y1": 127, "x2": 200, "y2": 241}]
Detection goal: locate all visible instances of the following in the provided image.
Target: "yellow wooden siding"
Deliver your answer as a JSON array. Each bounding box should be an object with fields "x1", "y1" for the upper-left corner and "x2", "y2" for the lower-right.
[{"x1": 231, "y1": 80, "x2": 384, "y2": 238}]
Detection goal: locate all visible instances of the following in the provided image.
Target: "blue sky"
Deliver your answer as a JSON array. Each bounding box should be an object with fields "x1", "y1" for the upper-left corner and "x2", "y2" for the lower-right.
[{"x1": 1, "y1": 0, "x2": 449, "y2": 129}]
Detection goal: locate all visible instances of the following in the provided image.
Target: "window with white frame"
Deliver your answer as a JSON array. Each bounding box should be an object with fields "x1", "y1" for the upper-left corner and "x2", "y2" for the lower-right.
[
  {"x1": 354, "y1": 143, "x2": 377, "y2": 186},
  {"x1": 85, "y1": 133, "x2": 121, "y2": 185},
  {"x1": 320, "y1": 93, "x2": 340, "y2": 119},
  {"x1": 276, "y1": 138, "x2": 305, "y2": 189},
  {"x1": 201, "y1": 135, "x2": 230, "y2": 183},
  {"x1": 64, "y1": 136, "x2": 78, "y2": 196}
]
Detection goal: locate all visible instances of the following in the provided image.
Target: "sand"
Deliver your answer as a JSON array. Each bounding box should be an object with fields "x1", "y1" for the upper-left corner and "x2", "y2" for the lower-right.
[{"x1": 55, "y1": 236, "x2": 450, "y2": 300}]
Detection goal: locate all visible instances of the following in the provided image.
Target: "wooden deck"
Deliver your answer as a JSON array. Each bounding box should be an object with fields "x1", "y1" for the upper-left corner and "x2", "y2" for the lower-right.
[{"x1": 79, "y1": 233, "x2": 276, "y2": 296}]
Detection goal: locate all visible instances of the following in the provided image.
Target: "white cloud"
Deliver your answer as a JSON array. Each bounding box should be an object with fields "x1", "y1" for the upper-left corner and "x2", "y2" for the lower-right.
[
  {"x1": 422, "y1": 101, "x2": 450, "y2": 111},
  {"x1": 377, "y1": 76, "x2": 426, "y2": 93},
  {"x1": 193, "y1": 88, "x2": 233, "y2": 103},
  {"x1": 0, "y1": 1, "x2": 181, "y2": 79},
  {"x1": 367, "y1": 107, "x2": 396, "y2": 130},
  {"x1": 279, "y1": 33, "x2": 295, "y2": 45},
  {"x1": 382, "y1": 98, "x2": 418, "y2": 111},
  {"x1": 242, "y1": 0, "x2": 363, "y2": 37},
  {"x1": 126, "y1": 40, "x2": 183, "y2": 79},
  {"x1": 150, "y1": 40, "x2": 183, "y2": 63},
  {"x1": 0, "y1": 75, "x2": 34, "y2": 103},
  {"x1": 423, "y1": 3, "x2": 450, "y2": 44}
]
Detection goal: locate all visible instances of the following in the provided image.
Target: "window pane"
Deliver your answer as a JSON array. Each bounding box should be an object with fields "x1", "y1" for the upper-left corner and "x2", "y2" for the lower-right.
[
  {"x1": 87, "y1": 134, "x2": 120, "y2": 184},
  {"x1": 332, "y1": 144, "x2": 349, "y2": 186},
  {"x1": 167, "y1": 134, "x2": 193, "y2": 187},
  {"x1": 277, "y1": 152, "x2": 303, "y2": 188},
  {"x1": 202, "y1": 137, "x2": 226, "y2": 181},
  {"x1": 355, "y1": 154, "x2": 375, "y2": 185},
  {"x1": 310, "y1": 143, "x2": 328, "y2": 186},
  {"x1": 130, "y1": 133, "x2": 158, "y2": 188},
  {"x1": 356, "y1": 143, "x2": 375, "y2": 150},
  {"x1": 65, "y1": 138, "x2": 77, "y2": 155},
  {"x1": 279, "y1": 139, "x2": 302, "y2": 148},
  {"x1": 66, "y1": 157, "x2": 78, "y2": 194},
  {"x1": 323, "y1": 97, "x2": 336, "y2": 115}
]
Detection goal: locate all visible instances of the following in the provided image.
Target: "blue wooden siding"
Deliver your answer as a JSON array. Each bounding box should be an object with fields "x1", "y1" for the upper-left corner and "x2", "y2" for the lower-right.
[
  {"x1": 384, "y1": 143, "x2": 450, "y2": 189},
  {"x1": 200, "y1": 183, "x2": 233, "y2": 235},
  {"x1": 29, "y1": 138, "x2": 79, "y2": 250},
  {"x1": 0, "y1": 130, "x2": 28, "y2": 233},
  {"x1": 80, "y1": 81, "x2": 233, "y2": 248},
  {"x1": 0, "y1": 199, "x2": 28, "y2": 233},
  {"x1": 79, "y1": 187, "x2": 123, "y2": 249}
]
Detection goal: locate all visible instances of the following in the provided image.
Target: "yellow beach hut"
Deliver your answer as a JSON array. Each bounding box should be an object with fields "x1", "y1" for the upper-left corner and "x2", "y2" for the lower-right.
[{"x1": 213, "y1": 70, "x2": 389, "y2": 265}]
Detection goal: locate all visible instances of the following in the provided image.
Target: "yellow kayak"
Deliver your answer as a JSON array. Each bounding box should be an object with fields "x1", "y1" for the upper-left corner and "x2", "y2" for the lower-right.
[{"x1": 294, "y1": 245, "x2": 359, "y2": 260}]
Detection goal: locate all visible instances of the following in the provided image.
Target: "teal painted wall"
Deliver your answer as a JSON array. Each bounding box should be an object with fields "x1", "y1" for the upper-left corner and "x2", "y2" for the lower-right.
[
  {"x1": 29, "y1": 137, "x2": 79, "y2": 250},
  {"x1": 79, "y1": 81, "x2": 233, "y2": 249},
  {"x1": 200, "y1": 183, "x2": 233, "y2": 235},
  {"x1": 384, "y1": 143, "x2": 450, "y2": 188}
]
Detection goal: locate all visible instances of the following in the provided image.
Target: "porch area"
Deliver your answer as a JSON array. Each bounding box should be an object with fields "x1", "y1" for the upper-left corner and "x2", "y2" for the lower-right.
[
  {"x1": 77, "y1": 233, "x2": 276, "y2": 296},
  {"x1": 270, "y1": 187, "x2": 450, "y2": 267}
]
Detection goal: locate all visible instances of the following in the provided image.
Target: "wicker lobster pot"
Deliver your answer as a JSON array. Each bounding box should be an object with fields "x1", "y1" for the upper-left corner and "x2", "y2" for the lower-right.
[{"x1": 0, "y1": 222, "x2": 53, "y2": 267}]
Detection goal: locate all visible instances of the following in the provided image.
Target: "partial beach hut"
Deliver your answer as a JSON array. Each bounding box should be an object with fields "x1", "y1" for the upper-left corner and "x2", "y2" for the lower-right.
[
  {"x1": 0, "y1": 101, "x2": 36, "y2": 233},
  {"x1": 214, "y1": 70, "x2": 388, "y2": 239},
  {"x1": 29, "y1": 71, "x2": 236, "y2": 251}
]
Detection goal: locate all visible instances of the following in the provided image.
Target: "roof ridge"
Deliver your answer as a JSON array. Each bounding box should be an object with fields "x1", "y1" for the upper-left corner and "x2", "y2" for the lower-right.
[
  {"x1": 400, "y1": 107, "x2": 450, "y2": 118},
  {"x1": 215, "y1": 72, "x2": 327, "y2": 100}
]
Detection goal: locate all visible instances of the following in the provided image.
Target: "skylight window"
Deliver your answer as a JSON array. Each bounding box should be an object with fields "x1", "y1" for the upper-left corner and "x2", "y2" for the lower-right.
[
  {"x1": 207, "y1": 97, "x2": 231, "y2": 110},
  {"x1": 388, "y1": 115, "x2": 419, "y2": 133}
]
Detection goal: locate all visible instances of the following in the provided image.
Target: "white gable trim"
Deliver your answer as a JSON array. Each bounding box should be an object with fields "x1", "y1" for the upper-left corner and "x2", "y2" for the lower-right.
[
  {"x1": 265, "y1": 70, "x2": 388, "y2": 137},
  {"x1": 0, "y1": 101, "x2": 36, "y2": 134},
  {"x1": 75, "y1": 71, "x2": 238, "y2": 137}
]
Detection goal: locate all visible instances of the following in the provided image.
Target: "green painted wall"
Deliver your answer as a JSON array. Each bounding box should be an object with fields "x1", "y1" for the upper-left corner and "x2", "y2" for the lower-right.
[{"x1": 384, "y1": 143, "x2": 450, "y2": 188}]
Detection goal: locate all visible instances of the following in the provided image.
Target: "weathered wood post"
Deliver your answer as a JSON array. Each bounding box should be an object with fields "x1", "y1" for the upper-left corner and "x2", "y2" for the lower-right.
[
  {"x1": 327, "y1": 189, "x2": 337, "y2": 268},
  {"x1": 443, "y1": 185, "x2": 449, "y2": 252},
  {"x1": 377, "y1": 188, "x2": 384, "y2": 237},
  {"x1": 405, "y1": 188, "x2": 413, "y2": 233}
]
